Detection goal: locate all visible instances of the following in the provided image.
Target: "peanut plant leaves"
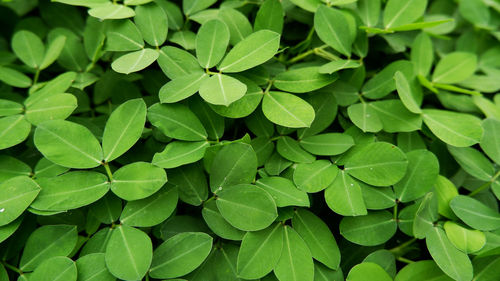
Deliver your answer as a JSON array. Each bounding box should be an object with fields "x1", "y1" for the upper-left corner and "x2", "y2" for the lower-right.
[
  {"x1": 450, "y1": 196, "x2": 500, "y2": 231},
  {"x1": 111, "y1": 48, "x2": 159, "y2": 74},
  {"x1": 0, "y1": 176, "x2": 40, "y2": 226},
  {"x1": 199, "y1": 73, "x2": 247, "y2": 106},
  {"x1": 148, "y1": 103, "x2": 207, "y2": 141},
  {"x1": 30, "y1": 256, "x2": 77, "y2": 281},
  {"x1": 111, "y1": 162, "x2": 167, "y2": 201},
  {"x1": 273, "y1": 67, "x2": 338, "y2": 93},
  {"x1": 134, "y1": 2, "x2": 168, "y2": 47},
  {"x1": 383, "y1": 0, "x2": 428, "y2": 29},
  {"x1": 274, "y1": 225, "x2": 314, "y2": 281},
  {"x1": 195, "y1": 19, "x2": 229, "y2": 69},
  {"x1": 89, "y1": 3, "x2": 135, "y2": 20},
  {"x1": 153, "y1": 140, "x2": 209, "y2": 169},
  {"x1": 262, "y1": 91, "x2": 315, "y2": 128},
  {"x1": 314, "y1": 5, "x2": 352, "y2": 57},
  {"x1": 340, "y1": 211, "x2": 397, "y2": 246},
  {"x1": 0, "y1": 115, "x2": 31, "y2": 149},
  {"x1": 432, "y1": 52, "x2": 478, "y2": 84},
  {"x1": 11, "y1": 30, "x2": 45, "y2": 69}
]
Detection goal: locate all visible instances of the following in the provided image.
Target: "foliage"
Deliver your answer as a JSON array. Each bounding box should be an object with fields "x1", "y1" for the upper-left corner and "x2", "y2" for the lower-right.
[{"x1": 0, "y1": 0, "x2": 500, "y2": 280}]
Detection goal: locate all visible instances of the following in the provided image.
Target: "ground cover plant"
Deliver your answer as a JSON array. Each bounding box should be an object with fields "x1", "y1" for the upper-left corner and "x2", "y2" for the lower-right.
[{"x1": 0, "y1": 0, "x2": 499, "y2": 280}]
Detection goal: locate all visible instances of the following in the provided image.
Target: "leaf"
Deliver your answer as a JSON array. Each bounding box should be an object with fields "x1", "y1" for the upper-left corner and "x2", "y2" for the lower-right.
[
  {"x1": 262, "y1": 91, "x2": 315, "y2": 128},
  {"x1": 134, "y1": 2, "x2": 168, "y2": 47},
  {"x1": 202, "y1": 200, "x2": 245, "y2": 240},
  {"x1": 0, "y1": 176, "x2": 40, "y2": 226},
  {"x1": 30, "y1": 256, "x2": 77, "y2": 281},
  {"x1": 216, "y1": 184, "x2": 277, "y2": 231},
  {"x1": 293, "y1": 160, "x2": 339, "y2": 193},
  {"x1": 394, "y1": 149, "x2": 439, "y2": 202},
  {"x1": 363, "y1": 250, "x2": 396, "y2": 278},
  {"x1": 31, "y1": 171, "x2": 109, "y2": 211},
  {"x1": 210, "y1": 76, "x2": 264, "y2": 118},
  {"x1": 34, "y1": 120, "x2": 103, "y2": 169},
  {"x1": 0, "y1": 217, "x2": 22, "y2": 244},
  {"x1": 276, "y1": 136, "x2": 315, "y2": 163},
  {"x1": 102, "y1": 98, "x2": 147, "y2": 162},
  {"x1": 368, "y1": 100, "x2": 422, "y2": 132},
  {"x1": 11, "y1": 30, "x2": 45, "y2": 69},
  {"x1": 111, "y1": 48, "x2": 159, "y2": 74},
  {"x1": 357, "y1": 0, "x2": 380, "y2": 27},
  {"x1": 105, "y1": 225, "x2": 152, "y2": 281},
  {"x1": 147, "y1": 103, "x2": 207, "y2": 141},
  {"x1": 160, "y1": 73, "x2": 208, "y2": 103},
  {"x1": 292, "y1": 208, "x2": 341, "y2": 270},
  {"x1": 448, "y1": 145, "x2": 495, "y2": 181},
  {"x1": 237, "y1": 223, "x2": 283, "y2": 279},
  {"x1": 300, "y1": 133, "x2": 354, "y2": 156},
  {"x1": 434, "y1": 176, "x2": 458, "y2": 219},
  {"x1": 254, "y1": 0, "x2": 284, "y2": 33},
  {"x1": 346, "y1": 262, "x2": 392, "y2": 281},
  {"x1": 274, "y1": 225, "x2": 314, "y2": 281},
  {"x1": 0, "y1": 66, "x2": 32, "y2": 88},
  {"x1": 218, "y1": 7, "x2": 253, "y2": 45},
  {"x1": 0, "y1": 156, "x2": 31, "y2": 183},
  {"x1": 89, "y1": 4, "x2": 135, "y2": 20},
  {"x1": 340, "y1": 211, "x2": 397, "y2": 246},
  {"x1": 153, "y1": 141, "x2": 209, "y2": 169},
  {"x1": 105, "y1": 19, "x2": 144, "y2": 51},
  {"x1": 40, "y1": 35, "x2": 66, "y2": 70},
  {"x1": 314, "y1": 5, "x2": 352, "y2": 56},
  {"x1": 76, "y1": 253, "x2": 115, "y2": 281},
  {"x1": 209, "y1": 142, "x2": 257, "y2": 191},
  {"x1": 413, "y1": 192, "x2": 438, "y2": 238},
  {"x1": 20, "y1": 225, "x2": 77, "y2": 271},
  {"x1": 450, "y1": 195, "x2": 500, "y2": 231},
  {"x1": 425, "y1": 227, "x2": 473, "y2": 281},
  {"x1": 362, "y1": 60, "x2": 413, "y2": 99},
  {"x1": 394, "y1": 71, "x2": 422, "y2": 114},
  {"x1": 158, "y1": 46, "x2": 203, "y2": 79},
  {"x1": 383, "y1": 0, "x2": 428, "y2": 29},
  {"x1": 120, "y1": 185, "x2": 178, "y2": 227},
  {"x1": 348, "y1": 103, "x2": 383, "y2": 133},
  {"x1": 0, "y1": 115, "x2": 31, "y2": 150},
  {"x1": 273, "y1": 67, "x2": 338, "y2": 93},
  {"x1": 255, "y1": 177, "x2": 310, "y2": 207},
  {"x1": 199, "y1": 74, "x2": 247, "y2": 106},
  {"x1": 343, "y1": 142, "x2": 408, "y2": 186},
  {"x1": 183, "y1": 0, "x2": 217, "y2": 16},
  {"x1": 25, "y1": 72, "x2": 76, "y2": 107},
  {"x1": 422, "y1": 109, "x2": 483, "y2": 147},
  {"x1": 410, "y1": 32, "x2": 434, "y2": 77},
  {"x1": 324, "y1": 170, "x2": 367, "y2": 216},
  {"x1": 150, "y1": 232, "x2": 212, "y2": 279},
  {"x1": 443, "y1": 221, "x2": 485, "y2": 254},
  {"x1": 196, "y1": 19, "x2": 230, "y2": 68},
  {"x1": 319, "y1": 60, "x2": 361, "y2": 74},
  {"x1": 432, "y1": 52, "x2": 477, "y2": 84},
  {"x1": 25, "y1": 93, "x2": 77, "y2": 125},
  {"x1": 168, "y1": 163, "x2": 208, "y2": 206},
  {"x1": 218, "y1": 30, "x2": 280, "y2": 73},
  {"x1": 480, "y1": 118, "x2": 500, "y2": 165},
  {"x1": 111, "y1": 161, "x2": 167, "y2": 201}
]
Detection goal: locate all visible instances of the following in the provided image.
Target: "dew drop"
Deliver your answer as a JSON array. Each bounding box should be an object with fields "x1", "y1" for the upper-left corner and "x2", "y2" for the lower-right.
[{"x1": 0, "y1": 208, "x2": 5, "y2": 213}]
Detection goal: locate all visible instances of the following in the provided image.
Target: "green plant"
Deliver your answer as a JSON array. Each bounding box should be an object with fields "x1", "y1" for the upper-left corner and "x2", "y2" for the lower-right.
[{"x1": 0, "y1": 0, "x2": 499, "y2": 280}]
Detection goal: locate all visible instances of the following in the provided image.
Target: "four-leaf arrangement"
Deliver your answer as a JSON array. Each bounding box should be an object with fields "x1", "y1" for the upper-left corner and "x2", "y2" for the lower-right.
[{"x1": 0, "y1": 0, "x2": 499, "y2": 280}]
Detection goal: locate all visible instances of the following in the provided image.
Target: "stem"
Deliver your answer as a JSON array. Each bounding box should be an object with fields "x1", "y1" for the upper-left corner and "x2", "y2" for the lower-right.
[
  {"x1": 397, "y1": 257, "x2": 415, "y2": 264},
  {"x1": 269, "y1": 136, "x2": 282, "y2": 142},
  {"x1": 33, "y1": 68, "x2": 40, "y2": 85},
  {"x1": 103, "y1": 162, "x2": 113, "y2": 181},
  {"x1": 389, "y1": 238, "x2": 417, "y2": 257},
  {"x1": 433, "y1": 83, "x2": 482, "y2": 96},
  {"x1": 264, "y1": 80, "x2": 273, "y2": 93},
  {"x1": 314, "y1": 48, "x2": 340, "y2": 61},
  {"x1": 393, "y1": 201, "x2": 398, "y2": 221},
  {"x1": 469, "y1": 169, "x2": 500, "y2": 196},
  {"x1": 287, "y1": 44, "x2": 329, "y2": 64},
  {"x1": 1, "y1": 261, "x2": 23, "y2": 275}
]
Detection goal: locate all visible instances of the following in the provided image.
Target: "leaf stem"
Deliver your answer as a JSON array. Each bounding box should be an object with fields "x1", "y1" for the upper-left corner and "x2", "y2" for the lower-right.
[
  {"x1": 286, "y1": 44, "x2": 329, "y2": 64},
  {"x1": 396, "y1": 257, "x2": 415, "y2": 264},
  {"x1": 468, "y1": 169, "x2": 500, "y2": 197},
  {"x1": 393, "y1": 200, "x2": 398, "y2": 221},
  {"x1": 1, "y1": 261, "x2": 23, "y2": 275},
  {"x1": 389, "y1": 238, "x2": 417, "y2": 257},
  {"x1": 102, "y1": 162, "x2": 113, "y2": 181},
  {"x1": 33, "y1": 68, "x2": 40, "y2": 85}
]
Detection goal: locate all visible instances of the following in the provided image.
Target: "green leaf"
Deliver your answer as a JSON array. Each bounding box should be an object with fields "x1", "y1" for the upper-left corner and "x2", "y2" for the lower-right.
[
  {"x1": 362, "y1": 60, "x2": 413, "y2": 99},
  {"x1": 31, "y1": 171, "x2": 109, "y2": 211},
  {"x1": 346, "y1": 262, "x2": 392, "y2": 281},
  {"x1": 105, "y1": 225, "x2": 152, "y2": 281},
  {"x1": 324, "y1": 170, "x2": 367, "y2": 216},
  {"x1": 25, "y1": 72, "x2": 76, "y2": 107},
  {"x1": 293, "y1": 160, "x2": 339, "y2": 193},
  {"x1": 158, "y1": 46, "x2": 203, "y2": 79},
  {"x1": 395, "y1": 260, "x2": 454, "y2": 281},
  {"x1": 199, "y1": 74, "x2": 247, "y2": 106},
  {"x1": 277, "y1": 136, "x2": 315, "y2": 163},
  {"x1": 148, "y1": 103, "x2": 207, "y2": 141},
  {"x1": 432, "y1": 52, "x2": 477, "y2": 84},
  {"x1": 111, "y1": 48, "x2": 159, "y2": 74},
  {"x1": 422, "y1": 109, "x2": 483, "y2": 147},
  {"x1": 368, "y1": 100, "x2": 422, "y2": 132},
  {"x1": 274, "y1": 67, "x2": 338, "y2": 93},
  {"x1": 0, "y1": 176, "x2": 39, "y2": 226},
  {"x1": 434, "y1": 175, "x2": 459, "y2": 219},
  {"x1": 255, "y1": 177, "x2": 310, "y2": 207},
  {"x1": 450, "y1": 195, "x2": 500, "y2": 231},
  {"x1": 394, "y1": 149, "x2": 439, "y2": 202},
  {"x1": 448, "y1": 145, "x2": 495, "y2": 181},
  {"x1": 0, "y1": 217, "x2": 22, "y2": 244},
  {"x1": 444, "y1": 221, "x2": 486, "y2": 254},
  {"x1": 102, "y1": 98, "x2": 147, "y2": 162},
  {"x1": 0, "y1": 66, "x2": 32, "y2": 88},
  {"x1": 459, "y1": 0, "x2": 490, "y2": 28},
  {"x1": 20, "y1": 225, "x2": 77, "y2": 271},
  {"x1": 394, "y1": 71, "x2": 422, "y2": 113},
  {"x1": 105, "y1": 19, "x2": 144, "y2": 52},
  {"x1": 196, "y1": 19, "x2": 229, "y2": 68},
  {"x1": 0, "y1": 115, "x2": 31, "y2": 150},
  {"x1": 343, "y1": 142, "x2": 408, "y2": 186},
  {"x1": 120, "y1": 185, "x2": 178, "y2": 227},
  {"x1": 274, "y1": 225, "x2": 314, "y2": 281},
  {"x1": 314, "y1": 5, "x2": 352, "y2": 56},
  {"x1": 183, "y1": 0, "x2": 216, "y2": 16},
  {"x1": 237, "y1": 223, "x2": 283, "y2": 279},
  {"x1": 425, "y1": 227, "x2": 473, "y2": 281},
  {"x1": 30, "y1": 256, "x2": 76, "y2": 281},
  {"x1": 202, "y1": 200, "x2": 245, "y2": 240},
  {"x1": 340, "y1": 211, "x2": 397, "y2": 246},
  {"x1": 480, "y1": 118, "x2": 500, "y2": 165},
  {"x1": 210, "y1": 76, "x2": 263, "y2": 118},
  {"x1": 168, "y1": 163, "x2": 208, "y2": 206},
  {"x1": 410, "y1": 32, "x2": 434, "y2": 77},
  {"x1": 357, "y1": 0, "x2": 380, "y2": 27},
  {"x1": 34, "y1": 120, "x2": 103, "y2": 169},
  {"x1": 160, "y1": 72, "x2": 208, "y2": 103},
  {"x1": 348, "y1": 103, "x2": 383, "y2": 133},
  {"x1": 218, "y1": 7, "x2": 253, "y2": 45},
  {"x1": 40, "y1": 35, "x2": 66, "y2": 70},
  {"x1": 111, "y1": 161, "x2": 167, "y2": 201},
  {"x1": 363, "y1": 250, "x2": 396, "y2": 278},
  {"x1": 153, "y1": 141, "x2": 209, "y2": 169},
  {"x1": 150, "y1": 232, "x2": 213, "y2": 279},
  {"x1": 319, "y1": 60, "x2": 361, "y2": 74},
  {"x1": 216, "y1": 184, "x2": 277, "y2": 231},
  {"x1": 218, "y1": 30, "x2": 280, "y2": 73},
  {"x1": 25, "y1": 93, "x2": 77, "y2": 125},
  {"x1": 262, "y1": 91, "x2": 315, "y2": 128},
  {"x1": 11, "y1": 30, "x2": 45, "y2": 69},
  {"x1": 383, "y1": 0, "x2": 428, "y2": 29},
  {"x1": 134, "y1": 3, "x2": 168, "y2": 47},
  {"x1": 254, "y1": 0, "x2": 284, "y2": 33},
  {"x1": 209, "y1": 142, "x2": 257, "y2": 191},
  {"x1": 76, "y1": 253, "x2": 115, "y2": 281},
  {"x1": 413, "y1": 192, "x2": 438, "y2": 238},
  {"x1": 300, "y1": 133, "x2": 354, "y2": 156},
  {"x1": 89, "y1": 4, "x2": 135, "y2": 20},
  {"x1": 292, "y1": 208, "x2": 341, "y2": 270}
]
